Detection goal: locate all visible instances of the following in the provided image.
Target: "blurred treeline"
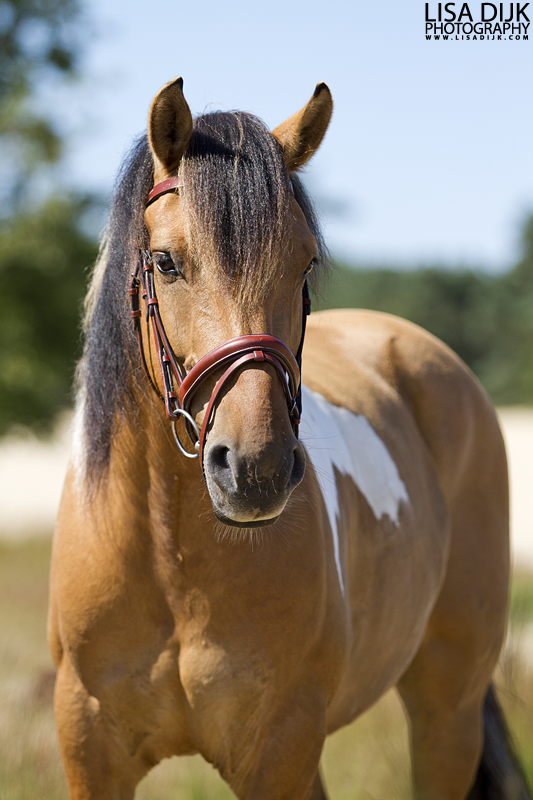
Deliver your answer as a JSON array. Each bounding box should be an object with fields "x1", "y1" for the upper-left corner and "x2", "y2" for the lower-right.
[
  {"x1": 0, "y1": 196, "x2": 98, "y2": 433},
  {"x1": 321, "y1": 218, "x2": 533, "y2": 406},
  {"x1": 0, "y1": 0, "x2": 99, "y2": 435},
  {"x1": 1, "y1": 3, "x2": 532, "y2": 438}
]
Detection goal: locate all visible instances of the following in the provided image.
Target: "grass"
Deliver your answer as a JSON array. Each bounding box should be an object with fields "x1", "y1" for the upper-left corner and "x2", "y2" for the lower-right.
[
  {"x1": 510, "y1": 574, "x2": 533, "y2": 626},
  {"x1": 0, "y1": 537, "x2": 532, "y2": 800},
  {"x1": 0, "y1": 539, "x2": 65, "y2": 800}
]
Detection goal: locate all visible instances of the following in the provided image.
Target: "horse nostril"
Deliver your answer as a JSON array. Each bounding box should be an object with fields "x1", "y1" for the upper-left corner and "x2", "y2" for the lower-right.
[
  {"x1": 205, "y1": 437, "x2": 306, "y2": 499},
  {"x1": 205, "y1": 439, "x2": 237, "y2": 493},
  {"x1": 290, "y1": 441, "x2": 306, "y2": 489},
  {"x1": 210, "y1": 443, "x2": 230, "y2": 471}
]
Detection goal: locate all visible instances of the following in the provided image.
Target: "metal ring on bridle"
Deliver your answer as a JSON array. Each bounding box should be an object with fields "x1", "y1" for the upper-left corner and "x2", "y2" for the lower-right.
[{"x1": 170, "y1": 409, "x2": 201, "y2": 459}]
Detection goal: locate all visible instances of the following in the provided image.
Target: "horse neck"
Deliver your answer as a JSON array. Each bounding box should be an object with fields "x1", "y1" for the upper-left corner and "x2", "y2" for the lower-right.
[{"x1": 97, "y1": 389, "x2": 212, "y2": 553}]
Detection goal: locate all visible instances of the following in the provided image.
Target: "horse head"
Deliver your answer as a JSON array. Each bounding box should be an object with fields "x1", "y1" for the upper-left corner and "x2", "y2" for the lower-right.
[{"x1": 142, "y1": 78, "x2": 333, "y2": 527}]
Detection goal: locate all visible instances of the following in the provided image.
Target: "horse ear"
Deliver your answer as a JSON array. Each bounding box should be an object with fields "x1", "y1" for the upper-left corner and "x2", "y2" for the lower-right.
[
  {"x1": 271, "y1": 83, "x2": 333, "y2": 172},
  {"x1": 148, "y1": 77, "x2": 193, "y2": 177}
]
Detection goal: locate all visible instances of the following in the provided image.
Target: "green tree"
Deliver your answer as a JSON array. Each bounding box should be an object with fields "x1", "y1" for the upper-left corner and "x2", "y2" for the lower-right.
[
  {"x1": 0, "y1": 0, "x2": 84, "y2": 212},
  {"x1": 0, "y1": 197, "x2": 97, "y2": 434},
  {"x1": 493, "y1": 216, "x2": 533, "y2": 403},
  {"x1": 0, "y1": 0, "x2": 100, "y2": 435}
]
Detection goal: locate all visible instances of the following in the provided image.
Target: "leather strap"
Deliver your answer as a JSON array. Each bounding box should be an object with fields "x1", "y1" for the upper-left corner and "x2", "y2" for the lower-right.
[
  {"x1": 132, "y1": 176, "x2": 312, "y2": 464},
  {"x1": 195, "y1": 348, "x2": 299, "y2": 463},
  {"x1": 147, "y1": 177, "x2": 183, "y2": 206},
  {"x1": 179, "y1": 335, "x2": 300, "y2": 411}
]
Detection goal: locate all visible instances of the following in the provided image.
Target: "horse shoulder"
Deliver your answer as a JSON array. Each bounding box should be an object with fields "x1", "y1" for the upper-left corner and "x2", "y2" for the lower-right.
[
  {"x1": 301, "y1": 309, "x2": 508, "y2": 724},
  {"x1": 51, "y1": 467, "x2": 175, "y2": 672},
  {"x1": 304, "y1": 308, "x2": 506, "y2": 507}
]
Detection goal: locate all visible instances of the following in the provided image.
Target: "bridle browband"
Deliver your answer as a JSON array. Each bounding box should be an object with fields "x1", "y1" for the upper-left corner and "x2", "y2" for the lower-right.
[{"x1": 130, "y1": 176, "x2": 311, "y2": 465}]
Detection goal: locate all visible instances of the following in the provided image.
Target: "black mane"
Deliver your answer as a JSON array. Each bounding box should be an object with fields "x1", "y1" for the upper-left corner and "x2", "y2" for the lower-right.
[{"x1": 78, "y1": 112, "x2": 328, "y2": 486}]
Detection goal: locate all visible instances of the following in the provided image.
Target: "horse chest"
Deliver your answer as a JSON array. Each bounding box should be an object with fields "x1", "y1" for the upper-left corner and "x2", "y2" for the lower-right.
[
  {"x1": 299, "y1": 384, "x2": 450, "y2": 722},
  {"x1": 136, "y1": 585, "x2": 341, "y2": 769}
]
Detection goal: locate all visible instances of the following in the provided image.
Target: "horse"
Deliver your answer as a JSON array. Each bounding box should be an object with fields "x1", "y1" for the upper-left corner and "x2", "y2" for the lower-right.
[{"x1": 48, "y1": 78, "x2": 529, "y2": 800}]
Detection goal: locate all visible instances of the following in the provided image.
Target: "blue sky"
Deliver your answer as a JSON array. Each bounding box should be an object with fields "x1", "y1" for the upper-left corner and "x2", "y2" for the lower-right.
[{"x1": 44, "y1": 0, "x2": 533, "y2": 270}]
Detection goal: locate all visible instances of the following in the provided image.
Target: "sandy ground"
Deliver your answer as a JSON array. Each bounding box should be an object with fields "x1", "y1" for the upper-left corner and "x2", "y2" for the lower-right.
[
  {"x1": 0, "y1": 409, "x2": 531, "y2": 569},
  {"x1": 496, "y1": 408, "x2": 533, "y2": 572}
]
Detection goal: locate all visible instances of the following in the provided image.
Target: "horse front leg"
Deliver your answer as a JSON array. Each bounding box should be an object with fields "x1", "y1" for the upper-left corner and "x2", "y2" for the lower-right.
[
  {"x1": 220, "y1": 688, "x2": 327, "y2": 800},
  {"x1": 54, "y1": 657, "x2": 145, "y2": 800}
]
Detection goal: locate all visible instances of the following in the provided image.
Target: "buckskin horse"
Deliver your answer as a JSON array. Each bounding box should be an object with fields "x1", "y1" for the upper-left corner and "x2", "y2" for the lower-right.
[{"x1": 49, "y1": 78, "x2": 529, "y2": 800}]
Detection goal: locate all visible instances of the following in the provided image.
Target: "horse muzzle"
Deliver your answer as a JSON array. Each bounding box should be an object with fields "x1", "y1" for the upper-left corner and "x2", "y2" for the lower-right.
[
  {"x1": 204, "y1": 433, "x2": 306, "y2": 527},
  {"x1": 179, "y1": 335, "x2": 306, "y2": 527}
]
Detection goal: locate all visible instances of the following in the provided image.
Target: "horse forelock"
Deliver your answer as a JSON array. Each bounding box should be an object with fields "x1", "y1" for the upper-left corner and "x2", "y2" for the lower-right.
[
  {"x1": 180, "y1": 112, "x2": 292, "y2": 304},
  {"x1": 76, "y1": 114, "x2": 328, "y2": 489}
]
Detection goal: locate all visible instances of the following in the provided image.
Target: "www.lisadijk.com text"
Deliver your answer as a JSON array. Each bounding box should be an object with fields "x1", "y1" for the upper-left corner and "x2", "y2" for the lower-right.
[{"x1": 425, "y1": 2, "x2": 530, "y2": 38}]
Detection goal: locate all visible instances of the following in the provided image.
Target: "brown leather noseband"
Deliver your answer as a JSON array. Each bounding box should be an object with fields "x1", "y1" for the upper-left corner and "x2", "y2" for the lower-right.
[{"x1": 129, "y1": 176, "x2": 310, "y2": 465}]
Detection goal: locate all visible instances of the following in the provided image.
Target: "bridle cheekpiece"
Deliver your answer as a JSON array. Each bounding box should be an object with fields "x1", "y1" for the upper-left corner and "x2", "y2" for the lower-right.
[{"x1": 129, "y1": 176, "x2": 311, "y2": 466}]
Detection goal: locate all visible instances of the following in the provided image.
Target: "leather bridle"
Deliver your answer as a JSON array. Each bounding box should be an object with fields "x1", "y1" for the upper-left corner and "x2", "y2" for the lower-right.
[{"x1": 129, "y1": 176, "x2": 311, "y2": 465}]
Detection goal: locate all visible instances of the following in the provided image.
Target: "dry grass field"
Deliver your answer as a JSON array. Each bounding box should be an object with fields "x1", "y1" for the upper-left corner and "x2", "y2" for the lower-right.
[{"x1": 1, "y1": 536, "x2": 532, "y2": 800}]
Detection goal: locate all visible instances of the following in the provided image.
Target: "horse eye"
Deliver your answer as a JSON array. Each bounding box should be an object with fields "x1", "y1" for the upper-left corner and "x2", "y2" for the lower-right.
[
  {"x1": 153, "y1": 252, "x2": 182, "y2": 280},
  {"x1": 304, "y1": 258, "x2": 317, "y2": 276}
]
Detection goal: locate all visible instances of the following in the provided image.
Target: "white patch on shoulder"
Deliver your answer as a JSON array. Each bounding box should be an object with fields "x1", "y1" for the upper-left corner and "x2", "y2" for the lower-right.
[{"x1": 300, "y1": 386, "x2": 410, "y2": 595}]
